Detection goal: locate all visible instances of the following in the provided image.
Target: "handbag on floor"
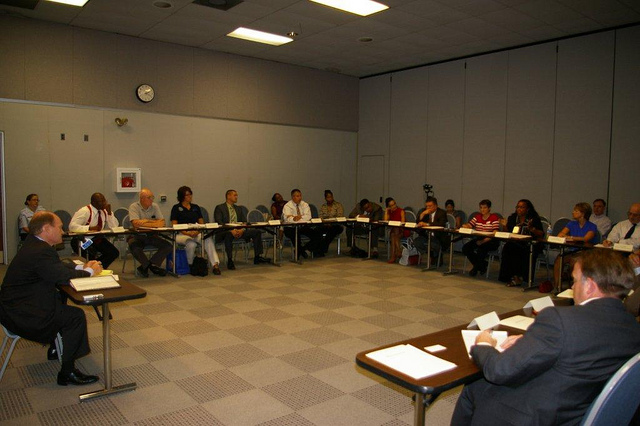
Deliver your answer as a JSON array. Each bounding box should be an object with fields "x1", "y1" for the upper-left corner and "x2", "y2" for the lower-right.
[
  {"x1": 166, "y1": 249, "x2": 190, "y2": 275},
  {"x1": 190, "y1": 256, "x2": 209, "y2": 277},
  {"x1": 399, "y1": 238, "x2": 419, "y2": 266}
]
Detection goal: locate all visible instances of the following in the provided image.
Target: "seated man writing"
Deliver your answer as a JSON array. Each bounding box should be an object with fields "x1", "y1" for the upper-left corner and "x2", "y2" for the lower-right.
[
  {"x1": 0, "y1": 212, "x2": 102, "y2": 385},
  {"x1": 452, "y1": 249, "x2": 640, "y2": 425}
]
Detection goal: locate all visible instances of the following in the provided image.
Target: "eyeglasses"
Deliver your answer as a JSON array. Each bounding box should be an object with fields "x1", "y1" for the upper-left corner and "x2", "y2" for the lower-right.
[{"x1": 142, "y1": 195, "x2": 155, "y2": 200}]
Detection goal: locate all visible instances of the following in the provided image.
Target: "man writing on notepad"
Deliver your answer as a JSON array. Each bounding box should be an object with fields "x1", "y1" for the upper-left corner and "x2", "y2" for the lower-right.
[
  {"x1": 0, "y1": 212, "x2": 102, "y2": 386},
  {"x1": 451, "y1": 249, "x2": 640, "y2": 425}
]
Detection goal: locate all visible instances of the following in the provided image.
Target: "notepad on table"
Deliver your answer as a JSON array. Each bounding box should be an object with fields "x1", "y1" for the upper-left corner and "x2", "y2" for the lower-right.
[
  {"x1": 70, "y1": 275, "x2": 120, "y2": 292},
  {"x1": 366, "y1": 344, "x2": 457, "y2": 379},
  {"x1": 461, "y1": 330, "x2": 508, "y2": 358}
]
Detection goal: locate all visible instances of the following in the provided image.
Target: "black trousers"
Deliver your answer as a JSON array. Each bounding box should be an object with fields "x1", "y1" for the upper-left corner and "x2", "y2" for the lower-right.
[
  {"x1": 346, "y1": 224, "x2": 383, "y2": 249},
  {"x1": 498, "y1": 241, "x2": 540, "y2": 282},
  {"x1": 462, "y1": 238, "x2": 500, "y2": 269},
  {"x1": 216, "y1": 229, "x2": 263, "y2": 260},
  {"x1": 72, "y1": 236, "x2": 119, "y2": 268},
  {"x1": 127, "y1": 235, "x2": 172, "y2": 268},
  {"x1": 283, "y1": 225, "x2": 322, "y2": 254},
  {"x1": 319, "y1": 224, "x2": 343, "y2": 253},
  {"x1": 59, "y1": 304, "x2": 91, "y2": 374}
]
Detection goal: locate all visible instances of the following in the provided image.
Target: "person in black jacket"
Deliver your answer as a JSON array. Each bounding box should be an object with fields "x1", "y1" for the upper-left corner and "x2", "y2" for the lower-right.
[
  {"x1": 452, "y1": 249, "x2": 640, "y2": 425},
  {"x1": 0, "y1": 212, "x2": 102, "y2": 386}
]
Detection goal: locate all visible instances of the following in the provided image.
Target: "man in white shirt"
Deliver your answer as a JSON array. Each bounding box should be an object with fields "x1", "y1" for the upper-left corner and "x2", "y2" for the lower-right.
[
  {"x1": 128, "y1": 188, "x2": 172, "y2": 277},
  {"x1": 591, "y1": 198, "x2": 612, "y2": 237},
  {"x1": 282, "y1": 189, "x2": 322, "y2": 259},
  {"x1": 603, "y1": 203, "x2": 640, "y2": 250},
  {"x1": 69, "y1": 192, "x2": 120, "y2": 268}
]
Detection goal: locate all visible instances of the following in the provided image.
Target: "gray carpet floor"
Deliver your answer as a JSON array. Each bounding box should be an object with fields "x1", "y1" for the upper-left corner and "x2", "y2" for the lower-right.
[{"x1": 0, "y1": 245, "x2": 539, "y2": 425}]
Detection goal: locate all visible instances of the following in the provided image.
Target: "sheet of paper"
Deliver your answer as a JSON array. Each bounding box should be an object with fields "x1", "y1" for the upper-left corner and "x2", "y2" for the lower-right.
[
  {"x1": 523, "y1": 296, "x2": 554, "y2": 312},
  {"x1": 366, "y1": 344, "x2": 457, "y2": 379},
  {"x1": 205, "y1": 223, "x2": 219, "y2": 229},
  {"x1": 70, "y1": 275, "x2": 120, "y2": 292},
  {"x1": 613, "y1": 243, "x2": 633, "y2": 252},
  {"x1": 461, "y1": 330, "x2": 508, "y2": 358},
  {"x1": 547, "y1": 236, "x2": 566, "y2": 244},
  {"x1": 556, "y1": 289, "x2": 574, "y2": 299},
  {"x1": 72, "y1": 259, "x2": 84, "y2": 265},
  {"x1": 468, "y1": 311, "x2": 500, "y2": 330},
  {"x1": 494, "y1": 231, "x2": 511, "y2": 239},
  {"x1": 424, "y1": 344, "x2": 446, "y2": 353},
  {"x1": 499, "y1": 315, "x2": 534, "y2": 331},
  {"x1": 111, "y1": 226, "x2": 126, "y2": 233}
]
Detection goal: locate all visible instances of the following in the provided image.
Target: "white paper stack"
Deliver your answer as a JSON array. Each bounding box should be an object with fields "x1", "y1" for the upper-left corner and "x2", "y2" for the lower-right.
[{"x1": 366, "y1": 344, "x2": 457, "y2": 379}]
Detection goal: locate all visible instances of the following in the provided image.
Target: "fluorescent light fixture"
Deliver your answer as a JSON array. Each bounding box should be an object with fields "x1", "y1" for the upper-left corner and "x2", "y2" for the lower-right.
[
  {"x1": 227, "y1": 27, "x2": 293, "y2": 46},
  {"x1": 45, "y1": 0, "x2": 90, "y2": 6},
  {"x1": 310, "y1": 0, "x2": 388, "y2": 16}
]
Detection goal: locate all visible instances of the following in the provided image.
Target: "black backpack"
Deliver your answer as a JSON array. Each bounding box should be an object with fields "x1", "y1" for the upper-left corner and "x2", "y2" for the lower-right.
[{"x1": 190, "y1": 256, "x2": 209, "y2": 277}]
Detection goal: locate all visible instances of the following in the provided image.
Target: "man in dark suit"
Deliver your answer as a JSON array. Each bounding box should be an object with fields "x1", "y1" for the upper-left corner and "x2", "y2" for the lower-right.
[
  {"x1": 414, "y1": 196, "x2": 450, "y2": 263},
  {"x1": 213, "y1": 189, "x2": 270, "y2": 270},
  {"x1": 451, "y1": 249, "x2": 640, "y2": 425},
  {"x1": 0, "y1": 212, "x2": 103, "y2": 385}
]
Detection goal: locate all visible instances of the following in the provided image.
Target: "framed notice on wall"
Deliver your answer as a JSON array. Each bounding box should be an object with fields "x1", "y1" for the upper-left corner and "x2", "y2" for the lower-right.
[{"x1": 116, "y1": 168, "x2": 141, "y2": 193}]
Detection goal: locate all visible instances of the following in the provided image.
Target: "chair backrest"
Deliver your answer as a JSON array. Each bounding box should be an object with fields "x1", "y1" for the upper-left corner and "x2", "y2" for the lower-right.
[
  {"x1": 446, "y1": 214, "x2": 456, "y2": 229},
  {"x1": 457, "y1": 210, "x2": 467, "y2": 224},
  {"x1": 114, "y1": 207, "x2": 128, "y2": 225},
  {"x1": 541, "y1": 218, "x2": 551, "y2": 234},
  {"x1": 54, "y1": 210, "x2": 72, "y2": 232},
  {"x1": 580, "y1": 352, "x2": 640, "y2": 426},
  {"x1": 309, "y1": 204, "x2": 319, "y2": 218},
  {"x1": 416, "y1": 208, "x2": 425, "y2": 222},
  {"x1": 200, "y1": 206, "x2": 210, "y2": 223},
  {"x1": 255, "y1": 205, "x2": 269, "y2": 215},
  {"x1": 404, "y1": 206, "x2": 414, "y2": 214},
  {"x1": 404, "y1": 210, "x2": 416, "y2": 223},
  {"x1": 247, "y1": 209, "x2": 264, "y2": 223},
  {"x1": 122, "y1": 214, "x2": 131, "y2": 229},
  {"x1": 467, "y1": 211, "x2": 479, "y2": 224},
  {"x1": 552, "y1": 217, "x2": 571, "y2": 236},
  {"x1": 237, "y1": 205, "x2": 249, "y2": 221}
]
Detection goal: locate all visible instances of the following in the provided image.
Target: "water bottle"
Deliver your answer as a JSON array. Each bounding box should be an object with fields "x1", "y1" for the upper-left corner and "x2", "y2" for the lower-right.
[{"x1": 546, "y1": 225, "x2": 552, "y2": 240}]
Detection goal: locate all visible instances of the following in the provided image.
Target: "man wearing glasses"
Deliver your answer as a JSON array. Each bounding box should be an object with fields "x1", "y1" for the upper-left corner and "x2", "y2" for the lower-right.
[
  {"x1": 127, "y1": 188, "x2": 172, "y2": 277},
  {"x1": 603, "y1": 203, "x2": 640, "y2": 250}
]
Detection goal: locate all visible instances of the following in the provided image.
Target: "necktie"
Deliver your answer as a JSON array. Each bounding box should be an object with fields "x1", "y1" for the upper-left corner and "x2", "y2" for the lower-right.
[
  {"x1": 296, "y1": 204, "x2": 301, "y2": 216},
  {"x1": 624, "y1": 223, "x2": 636, "y2": 239},
  {"x1": 97, "y1": 210, "x2": 103, "y2": 230},
  {"x1": 229, "y1": 205, "x2": 237, "y2": 223}
]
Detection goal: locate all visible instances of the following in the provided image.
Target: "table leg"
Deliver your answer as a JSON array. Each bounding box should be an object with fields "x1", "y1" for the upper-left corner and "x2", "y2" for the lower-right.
[
  {"x1": 443, "y1": 236, "x2": 458, "y2": 276},
  {"x1": 78, "y1": 302, "x2": 137, "y2": 401},
  {"x1": 290, "y1": 225, "x2": 302, "y2": 264},
  {"x1": 555, "y1": 246, "x2": 565, "y2": 294},
  {"x1": 414, "y1": 393, "x2": 426, "y2": 426},
  {"x1": 523, "y1": 241, "x2": 537, "y2": 292},
  {"x1": 172, "y1": 232, "x2": 177, "y2": 276},
  {"x1": 367, "y1": 225, "x2": 372, "y2": 259},
  {"x1": 273, "y1": 226, "x2": 281, "y2": 267},
  {"x1": 423, "y1": 232, "x2": 432, "y2": 271}
]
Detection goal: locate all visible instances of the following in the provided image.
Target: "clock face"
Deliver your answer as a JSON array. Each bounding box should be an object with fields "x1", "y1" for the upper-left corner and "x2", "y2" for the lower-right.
[{"x1": 136, "y1": 84, "x2": 155, "y2": 103}]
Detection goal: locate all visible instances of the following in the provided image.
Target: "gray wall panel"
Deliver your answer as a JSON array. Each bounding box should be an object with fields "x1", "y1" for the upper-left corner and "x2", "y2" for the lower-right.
[
  {"x1": 425, "y1": 61, "x2": 466, "y2": 213},
  {"x1": 389, "y1": 68, "x2": 428, "y2": 211},
  {"x1": 609, "y1": 26, "x2": 640, "y2": 219},
  {"x1": 462, "y1": 52, "x2": 508, "y2": 215},
  {"x1": 504, "y1": 43, "x2": 557, "y2": 220},
  {"x1": 551, "y1": 32, "x2": 614, "y2": 220}
]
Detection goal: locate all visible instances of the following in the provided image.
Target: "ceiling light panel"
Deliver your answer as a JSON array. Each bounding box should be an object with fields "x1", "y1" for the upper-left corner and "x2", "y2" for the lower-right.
[
  {"x1": 227, "y1": 27, "x2": 293, "y2": 46},
  {"x1": 309, "y1": 0, "x2": 388, "y2": 17}
]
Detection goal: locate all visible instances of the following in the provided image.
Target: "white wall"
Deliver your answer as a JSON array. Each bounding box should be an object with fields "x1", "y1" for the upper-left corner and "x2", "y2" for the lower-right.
[
  {"x1": 358, "y1": 26, "x2": 640, "y2": 223},
  {"x1": 0, "y1": 102, "x2": 357, "y2": 260}
]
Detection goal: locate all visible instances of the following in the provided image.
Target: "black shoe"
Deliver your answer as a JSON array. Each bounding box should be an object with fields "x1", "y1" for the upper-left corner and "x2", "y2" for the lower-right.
[
  {"x1": 57, "y1": 369, "x2": 99, "y2": 386},
  {"x1": 298, "y1": 249, "x2": 308, "y2": 259},
  {"x1": 227, "y1": 260, "x2": 236, "y2": 270},
  {"x1": 212, "y1": 265, "x2": 221, "y2": 275},
  {"x1": 253, "y1": 256, "x2": 271, "y2": 265},
  {"x1": 137, "y1": 265, "x2": 149, "y2": 278},
  {"x1": 478, "y1": 262, "x2": 488, "y2": 276},
  {"x1": 469, "y1": 267, "x2": 478, "y2": 277},
  {"x1": 149, "y1": 265, "x2": 167, "y2": 276},
  {"x1": 47, "y1": 346, "x2": 58, "y2": 361}
]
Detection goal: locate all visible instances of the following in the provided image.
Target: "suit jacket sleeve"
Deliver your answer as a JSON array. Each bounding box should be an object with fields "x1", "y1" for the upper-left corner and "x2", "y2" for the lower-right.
[
  {"x1": 434, "y1": 209, "x2": 447, "y2": 227},
  {"x1": 471, "y1": 307, "x2": 563, "y2": 386},
  {"x1": 213, "y1": 204, "x2": 227, "y2": 224}
]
